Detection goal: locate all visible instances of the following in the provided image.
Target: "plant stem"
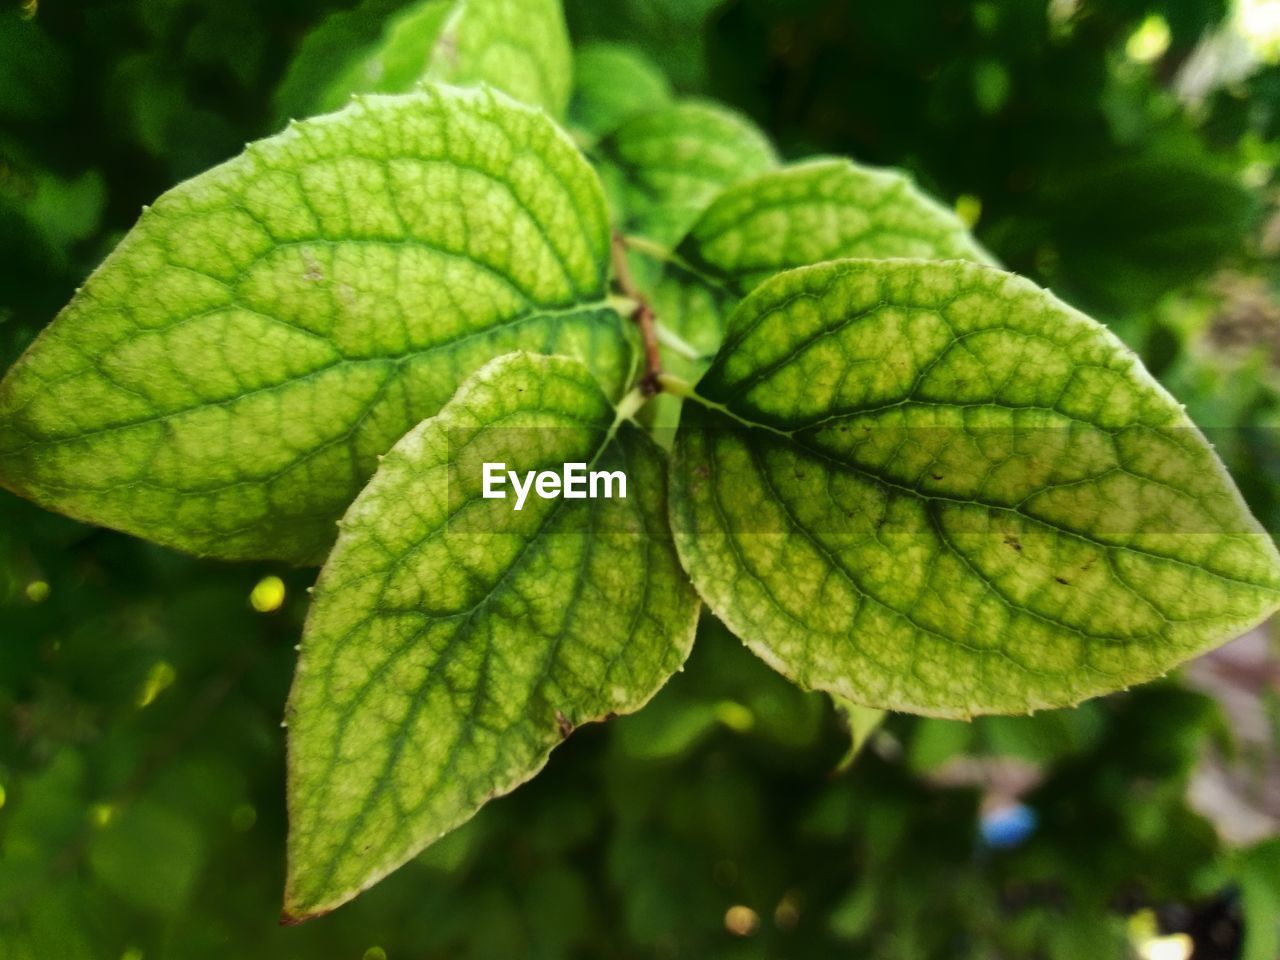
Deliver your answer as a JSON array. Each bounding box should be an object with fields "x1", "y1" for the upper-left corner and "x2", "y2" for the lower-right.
[{"x1": 611, "y1": 230, "x2": 664, "y2": 396}]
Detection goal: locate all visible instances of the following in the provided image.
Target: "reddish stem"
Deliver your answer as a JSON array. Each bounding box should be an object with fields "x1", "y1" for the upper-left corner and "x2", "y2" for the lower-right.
[{"x1": 610, "y1": 232, "x2": 663, "y2": 396}]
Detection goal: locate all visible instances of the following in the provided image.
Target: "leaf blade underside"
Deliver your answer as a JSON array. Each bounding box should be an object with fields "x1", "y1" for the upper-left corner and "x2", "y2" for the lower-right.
[
  {"x1": 643, "y1": 157, "x2": 994, "y2": 406},
  {"x1": 0, "y1": 86, "x2": 632, "y2": 563},
  {"x1": 679, "y1": 157, "x2": 994, "y2": 293},
  {"x1": 596, "y1": 100, "x2": 778, "y2": 247},
  {"x1": 669, "y1": 258, "x2": 1280, "y2": 717},
  {"x1": 284, "y1": 352, "x2": 699, "y2": 919}
]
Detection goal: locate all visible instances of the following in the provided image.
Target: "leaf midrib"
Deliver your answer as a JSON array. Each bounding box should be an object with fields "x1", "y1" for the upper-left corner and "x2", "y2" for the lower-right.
[
  {"x1": 679, "y1": 399, "x2": 1279, "y2": 593},
  {"x1": 1, "y1": 299, "x2": 620, "y2": 453},
  {"x1": 302, "y1": 416, "x2": 647, "y2": 904}
]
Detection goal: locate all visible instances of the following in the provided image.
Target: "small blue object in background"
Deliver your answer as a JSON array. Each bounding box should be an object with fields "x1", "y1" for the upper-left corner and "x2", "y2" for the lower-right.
[{"x1": 980, "y1": 802, "x2": 1038, "y2": 849}]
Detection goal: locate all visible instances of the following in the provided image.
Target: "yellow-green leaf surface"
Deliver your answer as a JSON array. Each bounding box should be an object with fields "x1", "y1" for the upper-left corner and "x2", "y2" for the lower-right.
[
  {"x1": 678, "y1": 158, "x2": 993, "y2": 293},
  {"x1": 568, "y1": 42, "x2": 671, "y2": 139},
  {"x1": 833, "y1": 697, "x2": 886, "y2": 772},
  {"x1": 669, "y1": 259, "x2": 1280, "y2": 717},
  {"x1": 597, "y1": 100, "x2": 777, "y2": 246},
  {"x1": 284, "y1": 352, "x2": 698, "y2": 919},
  {"x1": 0, "y1": 86, "x2": 632, "y2": 563},
  {"x1": 642, "y1": 157, "x2": 993, "y2": 420},
  {"x1": 277, "y1": 0, "x2": 571, "y2": 120},
  {"x1": 425, "y1": 0, "x2": 572, "y2": 116}
]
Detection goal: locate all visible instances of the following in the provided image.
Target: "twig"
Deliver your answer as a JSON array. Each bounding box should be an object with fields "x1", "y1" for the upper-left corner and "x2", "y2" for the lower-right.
[{"x1": 610, "y1": 231, "x2": 663, "y2": 396}]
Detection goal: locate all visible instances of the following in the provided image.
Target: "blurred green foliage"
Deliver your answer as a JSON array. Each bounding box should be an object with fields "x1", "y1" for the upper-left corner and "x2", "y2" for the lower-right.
[{"x1": 3, "y1": 0, "x2": 1280, "y2": 957}]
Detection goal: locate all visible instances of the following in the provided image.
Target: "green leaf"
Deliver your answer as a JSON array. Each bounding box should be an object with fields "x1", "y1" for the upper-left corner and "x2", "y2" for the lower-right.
[
  {"x1": 0, "y1": 138, "x2": 105, "y2": 277},
  {"x1": 1237, "y1": 839, "x2": 1280, "y2": 960},
  {"x1": 284, "y1": 352, "x2": 698, "y2": 919},
  {"x1": 640, "y1": 157, "x2": 993, "y2": 427},
  {"x1": 833, "y1": 697, "x2": 886, "y2": 771},
  {"x1": 275, "y1": 0, "x2": 572, "y2": 121},
  {"x1": 565, "y1": 0, "x2": 729, "y2": 90},
  {"x1": 272, "y1": 0, "x2": 428, "y2": 123},
  {"x1": 668, "y1": 259, "x2": 1280, "y2": 717},
  {"x1": 597, "y1": 101, "x2": 777, "y2": 246},
  {"x1": 0, "y1": 86, "x2": 632, "y2": 563},
  {"x1": 425, "y1": 0, "x2": 572, "y2": 117},
  {"x1": 295, "y1": 0, "x2": 456, "y2": 117},
  {"x1": 678, "y1": 158, "x2": 994, "y2": 294},
  {"x1": 86, "y1": 800, "x2": 205, "y2": 914},
  {"x1": 568, "y1": 43, "x2": 671, "y2": 139}
]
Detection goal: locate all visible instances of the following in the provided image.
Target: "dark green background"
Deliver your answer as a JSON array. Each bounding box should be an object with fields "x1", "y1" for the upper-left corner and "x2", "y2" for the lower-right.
[{"x1": 2, "y1": 1, "x2": 1279, "y2": 957}]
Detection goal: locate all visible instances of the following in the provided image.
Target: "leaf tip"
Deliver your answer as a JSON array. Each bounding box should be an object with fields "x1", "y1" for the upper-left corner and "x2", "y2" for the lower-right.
[{"x1": 279, "y1": 905, "x2": 329, "y2": 927}]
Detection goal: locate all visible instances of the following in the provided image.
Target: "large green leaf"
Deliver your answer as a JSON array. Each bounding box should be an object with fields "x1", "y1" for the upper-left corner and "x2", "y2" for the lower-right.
[
  {"x1": 678, "y1": 158, "x2": 993, "y2": 294},
  {"x1": 597, "y1": 101, "x2": 777, "y2": 246},
  {"x1": 276, "y1": 0, "x2": 572, "y2": 121},
  {"x1": 424, "y1": 0, "x2": 572, "y2": 117},
  {"x1": 669, "y1": 259, "x2": 1280, "y2": 717},
  {"x1": 642, "y1": 157, "x2": 991, "y2": 419},
  {"x1": 640, "y1": 158, "x2": 988, "y2": 432},
  {"x1": 0, "y1": 86, "x2": 632, "y2": 563},
  {"x1": 284, "y1": 352, "x2": 698, "y2": 919}
]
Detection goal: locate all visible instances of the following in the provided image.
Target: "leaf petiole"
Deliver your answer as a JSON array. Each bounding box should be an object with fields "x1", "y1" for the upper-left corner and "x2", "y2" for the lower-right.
[
  {"x1": 654, "y1": 373, "x2": 697, "y2": 399},
  {"x1": 654, "y1": 322, "x2": 705, "y2": 363}
]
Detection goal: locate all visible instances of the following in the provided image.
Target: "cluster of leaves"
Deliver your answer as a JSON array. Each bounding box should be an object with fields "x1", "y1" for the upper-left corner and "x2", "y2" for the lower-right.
[{"x1": 4, "y1": 0, "x2": 1280, "y2": 955}]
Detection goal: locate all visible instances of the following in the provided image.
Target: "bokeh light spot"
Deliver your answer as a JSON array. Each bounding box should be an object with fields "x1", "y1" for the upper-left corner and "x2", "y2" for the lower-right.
[
  {"x1": 1240, "y1": 0, "x2": 1280, "y2": 59},
  {"x1": 1138, "y1": 933, "x2": 1194, "y2": 960},
  {"x1": 250, "y1": 575, "x2": 286, "y2": 613},
  {"x1": 724, "y1": 905, "x2": 760, "y2": 936},
  {"x1": 1126, "y1": 15, "x2": 1171, "y2": 63},
  {"x1": 715, "y1": 700, "x2": 754, "y2": 732},
  {"x1": 774, "y1": 891, "x2": 801, "y2": 930}
]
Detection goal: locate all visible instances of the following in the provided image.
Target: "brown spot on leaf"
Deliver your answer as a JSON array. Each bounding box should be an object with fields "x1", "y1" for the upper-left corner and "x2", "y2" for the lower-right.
[{"x1": 555, "y1": 710, "x2": 573, "y2": 738}]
